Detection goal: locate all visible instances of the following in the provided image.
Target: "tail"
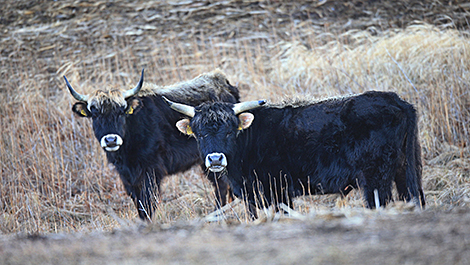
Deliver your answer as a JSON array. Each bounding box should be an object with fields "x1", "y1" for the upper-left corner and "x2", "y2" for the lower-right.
[{"x1": 404, "y1": 104, "x2": 425, "y2": 208}]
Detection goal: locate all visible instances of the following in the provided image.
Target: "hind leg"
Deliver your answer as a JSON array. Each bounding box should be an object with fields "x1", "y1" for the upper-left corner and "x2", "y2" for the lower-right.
[
  {"x1": 395, "y1": 166, "x2": 410, "y2": 202},
  {"x1": 362, "y1": 167, "x2": 394, "y2": 209},
  {"x1": 395, "y1": 161, "x2": 425, "y2": 208},
  {"x1": 396, "y1": 173, "x2": 425, "y2": 208},
  {"x1": 363, "y1": 182, "x2": 393, "y2": 209}
]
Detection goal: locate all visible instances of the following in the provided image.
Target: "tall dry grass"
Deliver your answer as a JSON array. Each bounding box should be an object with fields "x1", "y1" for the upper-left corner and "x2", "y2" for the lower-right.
[
  {"x1": 268, "y1": 23, "x2": 470, "y2": 156},
  {"x1": 1, "y1": 13, "x2": 470, "y2": 235},
  {"x1": 0, "y1": 21, "x2": 272, "y2": 233}
]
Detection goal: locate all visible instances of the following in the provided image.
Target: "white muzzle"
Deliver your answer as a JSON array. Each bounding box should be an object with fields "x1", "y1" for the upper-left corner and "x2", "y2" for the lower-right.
[
  {"x1": 100, "y1": 134, "x2": 123, "y2": 152},
  {"x1": 205, "y1": 153, "x2": 228, "y2": 172}
]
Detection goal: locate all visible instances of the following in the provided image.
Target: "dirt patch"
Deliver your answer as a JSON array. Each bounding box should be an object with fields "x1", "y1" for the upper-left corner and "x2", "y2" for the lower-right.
[{"x1": 2, "y1": 207, "x2": 470, "y2": 264}]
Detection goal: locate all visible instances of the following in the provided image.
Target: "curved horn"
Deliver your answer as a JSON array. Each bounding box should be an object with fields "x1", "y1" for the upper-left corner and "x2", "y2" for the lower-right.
[
  {"x1": 123, "y1": 69, "x2": 144, "y2": 99},
  {"x1": 233, "y1": 100, "x2": 266, "y2": 115},
  {"x1": 63, "y1": 76, "x2": 89, "y2": 102},
  {"x1": 162, "y1": 96, "x2": 195, "y2": 118}
]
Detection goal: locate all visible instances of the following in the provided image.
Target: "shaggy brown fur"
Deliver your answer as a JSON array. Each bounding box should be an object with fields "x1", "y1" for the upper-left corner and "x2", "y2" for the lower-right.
[{"x1": 86, "y1": 69, "x2": 238, "y2": 112}]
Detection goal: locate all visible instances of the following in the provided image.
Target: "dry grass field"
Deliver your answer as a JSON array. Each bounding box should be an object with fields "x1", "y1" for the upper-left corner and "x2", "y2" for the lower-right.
[{"x1": 1, "y1": 0, "x2": 470, "y2": 264}]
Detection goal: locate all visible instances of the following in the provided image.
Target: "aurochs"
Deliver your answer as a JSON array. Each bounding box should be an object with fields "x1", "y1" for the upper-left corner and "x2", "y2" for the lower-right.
[
  {"x1": 64, "y1": 69, "x2": 239, "y2": 220},
  {"x1": 164, "y1": 91, "x2": 425, "y2": 215}
]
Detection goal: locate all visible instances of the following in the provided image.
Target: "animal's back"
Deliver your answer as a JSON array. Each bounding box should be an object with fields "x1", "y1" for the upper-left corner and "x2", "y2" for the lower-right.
[{"x1": 137, "y1": 69, "x2": 239, "y2": 105}]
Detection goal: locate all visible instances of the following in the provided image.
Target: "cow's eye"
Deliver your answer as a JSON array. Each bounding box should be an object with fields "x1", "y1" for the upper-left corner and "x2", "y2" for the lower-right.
[{"x1": 89, "y1": 106, "x2": 99, "y2": 115}]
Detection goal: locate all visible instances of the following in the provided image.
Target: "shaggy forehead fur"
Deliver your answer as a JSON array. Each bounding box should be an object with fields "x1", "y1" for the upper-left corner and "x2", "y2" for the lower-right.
[
  {"x1": 87, "y1": 89, "x2": 128, "y2": 110},
  {"x1": 194, "y1": 102, "x2": 237, "y2": 126}
]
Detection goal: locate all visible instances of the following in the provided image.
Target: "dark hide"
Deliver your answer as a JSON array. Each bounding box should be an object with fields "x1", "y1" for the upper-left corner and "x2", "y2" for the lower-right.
[
  {"x1": 187, "y1": 91, "x2": 425, "y2": 214},
  {"x1": 70, "y1": 77, "x2": 239, "y2": 220}
]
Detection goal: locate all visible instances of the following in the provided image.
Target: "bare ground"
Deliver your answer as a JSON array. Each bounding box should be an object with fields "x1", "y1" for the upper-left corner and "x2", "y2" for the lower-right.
[
  {"x1": 2, "y1": 207, "x2": 470, "y2": 265},
  {"x1": 1, "y1": 1, "x2": 470, "y2": 264}
]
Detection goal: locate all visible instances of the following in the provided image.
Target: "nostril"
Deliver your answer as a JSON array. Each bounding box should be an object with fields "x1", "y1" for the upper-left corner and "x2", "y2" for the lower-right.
[
  {"x1": 105, "y1": 136, "x2": 117, "y2": 143},
  {"x1": 209, "y1": 154, "x2": 222, "y2": 164}
]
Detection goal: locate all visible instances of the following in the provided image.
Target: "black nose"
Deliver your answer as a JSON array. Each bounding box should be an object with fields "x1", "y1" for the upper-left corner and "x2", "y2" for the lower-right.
[
  {"x1": 104, "y1": 135, "x2": 118, "y2": 146},
  {"x1": 207, "y1": 153, "x2": 224, "y2": 166}
]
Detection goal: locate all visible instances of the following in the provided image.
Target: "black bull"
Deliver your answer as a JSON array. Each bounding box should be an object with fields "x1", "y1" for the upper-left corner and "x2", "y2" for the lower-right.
[
  {"x1": 64, "y1": 70, "x2": 239, "y2": 220},
  {"x1": 165, "y1": 91, "x2": 425, "y2": 213}
]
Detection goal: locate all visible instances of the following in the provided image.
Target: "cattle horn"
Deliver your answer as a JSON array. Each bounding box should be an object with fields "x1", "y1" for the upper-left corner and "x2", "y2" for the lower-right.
[
  {"x1": 122, "y1": 69, "x2": 145, "y2": 99},
  {"x1": 233, "y1": 100, "x2": 266, "y2": 115},
  {"x1": 64, "y1": 76, "x2": 89, "y2": 102},
  {"x1": 162, "y1": 96, "x2": 195, "y2": 118}
]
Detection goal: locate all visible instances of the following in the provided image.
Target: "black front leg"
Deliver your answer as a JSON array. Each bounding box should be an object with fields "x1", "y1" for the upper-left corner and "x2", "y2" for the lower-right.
[
  {"x1": 204, "y1": 168, "x2": 234, "y2": 208},
  {"x1": 140, "y1": 178, "x2": 160, "y2": 221},
  {"x1": 121, "y1": 171, "x2": 161, "y2": 221}
]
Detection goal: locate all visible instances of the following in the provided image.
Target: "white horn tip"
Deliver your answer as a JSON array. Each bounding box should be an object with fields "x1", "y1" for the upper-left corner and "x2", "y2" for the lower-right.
[{"x1": 162, "y1": 96, "x2": 172, "y2": 106}]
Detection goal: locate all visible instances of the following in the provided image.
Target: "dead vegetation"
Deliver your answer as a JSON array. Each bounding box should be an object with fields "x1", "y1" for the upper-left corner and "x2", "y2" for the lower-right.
[{"x1": 0, "y1": 0, "x2": 470, "y2": 237}]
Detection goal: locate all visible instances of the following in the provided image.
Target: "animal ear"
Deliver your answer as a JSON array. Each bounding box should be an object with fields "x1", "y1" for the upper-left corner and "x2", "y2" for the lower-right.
[
  {"x1": 176, "y1": 119, "x2": 193, "y2": 135},
  {"x1": 238, "y1": 112, "x2": 254, "y2": 130},
  {"x1": 72, "y1": 102, "x2": 91, "y2": 118},
  {"x1": 125, "y1": 98, "x2": 142, "y2": 115}
]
